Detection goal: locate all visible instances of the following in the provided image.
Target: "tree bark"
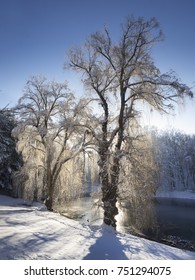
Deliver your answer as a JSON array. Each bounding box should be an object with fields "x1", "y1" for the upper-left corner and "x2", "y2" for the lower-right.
[
  {"x1": 98, "y1": 141, "x2": 118, "y2": 228},
  {"x1": 44, "y1": 158, "x2": 54, "y2": 211}
]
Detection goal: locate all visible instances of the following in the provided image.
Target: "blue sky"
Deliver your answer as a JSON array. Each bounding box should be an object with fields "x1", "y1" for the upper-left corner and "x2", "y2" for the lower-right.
[{"x1": 0, "y1": 0, "x2": 194, "y2": 133}]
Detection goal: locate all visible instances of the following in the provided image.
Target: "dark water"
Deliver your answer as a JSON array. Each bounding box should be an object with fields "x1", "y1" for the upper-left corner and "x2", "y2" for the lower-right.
[{"x1": 155, "y1": 198, "x2": 195, "y2": 242}]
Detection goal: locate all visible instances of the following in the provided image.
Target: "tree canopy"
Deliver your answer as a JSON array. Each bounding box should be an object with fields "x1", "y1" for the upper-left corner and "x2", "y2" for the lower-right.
[{"x1": 68, "y1": 16, "x2": 193, "y2": 227}]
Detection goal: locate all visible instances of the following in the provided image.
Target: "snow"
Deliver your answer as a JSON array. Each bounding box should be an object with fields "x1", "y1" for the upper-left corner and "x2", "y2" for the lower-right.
[
  {"x1": 156, "y1": 190, "x2": 195, "y2": 200},
  {"x1": 1, "y1": 195, "x2": 195, "y2": 260}
]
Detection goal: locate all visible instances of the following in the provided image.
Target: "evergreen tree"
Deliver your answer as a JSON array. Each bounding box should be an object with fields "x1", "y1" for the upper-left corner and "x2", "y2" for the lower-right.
[{"x1": 0, "y1": 108, "x2": 20, "y2": 194}]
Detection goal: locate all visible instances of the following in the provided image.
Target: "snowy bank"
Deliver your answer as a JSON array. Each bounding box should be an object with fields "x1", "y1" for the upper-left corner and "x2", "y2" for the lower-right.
[
  {"x1": 156, "y1": 190, "x2": 195, "y2": 200},
  {"x1": 0, "y1": 195, "x2": 195, "y2": 260}
]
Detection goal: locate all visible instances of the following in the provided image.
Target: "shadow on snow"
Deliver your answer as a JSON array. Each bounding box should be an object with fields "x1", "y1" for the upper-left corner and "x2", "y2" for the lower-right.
[{"x1": 83, "y1": 225, "x2": 129, "y2": 260}]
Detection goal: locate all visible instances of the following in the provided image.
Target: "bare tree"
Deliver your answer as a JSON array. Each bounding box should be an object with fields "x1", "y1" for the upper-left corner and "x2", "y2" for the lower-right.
[
  {"x1": 14, "y1": 76, "x2": 88, "y2": 210},
  {"x1": 68, "y1": 17, "x2": 193, "y2": 228}
]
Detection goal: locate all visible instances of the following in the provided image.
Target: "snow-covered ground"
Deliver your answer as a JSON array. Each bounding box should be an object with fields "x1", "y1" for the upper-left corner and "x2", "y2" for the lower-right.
[{"x1": 0, "y1": 194, "x2": 195, "y2": 260}]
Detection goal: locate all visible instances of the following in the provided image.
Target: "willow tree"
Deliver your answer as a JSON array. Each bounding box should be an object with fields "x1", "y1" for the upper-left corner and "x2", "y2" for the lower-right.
[
  {"x1": 68, "y1": 17, "x2": 193, "y2": 228},
  {"x1": 14, "y1": 76, "x2": 88, "y2": 210}
]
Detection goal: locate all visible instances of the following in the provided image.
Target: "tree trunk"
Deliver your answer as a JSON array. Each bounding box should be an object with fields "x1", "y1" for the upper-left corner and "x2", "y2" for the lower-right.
[
  {"x1": 45, "y1": 185, "x2": 53, "y2": 211},
  {"x1": 101, "y1": 127, "x2": 124, "y2": 228},
  {"x1": 102, "y1": 179, "x2": 119, "y2": 228},
  {"x1": 44, "y1": 160, "x2": 54, "y2": 211},
  {"x1": 99, "y1": 143, "x2": 119, "y2": 228}
]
